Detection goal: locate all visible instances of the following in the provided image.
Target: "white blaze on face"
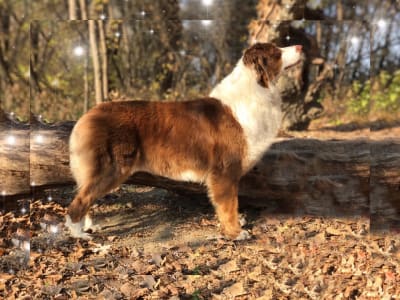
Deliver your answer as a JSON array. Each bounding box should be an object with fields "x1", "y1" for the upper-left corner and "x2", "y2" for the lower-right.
[{"x1": 280, "y1": 45, "x2": 302, "y2": 70}]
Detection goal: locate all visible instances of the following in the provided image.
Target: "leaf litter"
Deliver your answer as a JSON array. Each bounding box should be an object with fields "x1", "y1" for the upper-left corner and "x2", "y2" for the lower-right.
[{"x1": 0, "y1": 186, "x2": 399, "y2": 299}]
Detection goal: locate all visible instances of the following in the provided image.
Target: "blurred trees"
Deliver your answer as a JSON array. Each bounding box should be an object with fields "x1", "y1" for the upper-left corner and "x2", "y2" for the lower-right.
[
  {"x1": 248, "y1": 0, "x2": 399, "y2": 128},
  {"x1": 0, "y1": 0, "x2": 399, "y2": 125},
  {"x1": 0, "y1": 0, "x2": 30, "y2": 119}
]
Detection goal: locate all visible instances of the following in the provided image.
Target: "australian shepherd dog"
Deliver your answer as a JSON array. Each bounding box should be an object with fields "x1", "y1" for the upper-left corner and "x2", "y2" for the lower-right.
[{"x1": 65, "y1": 43, "x2": 302, "y2": 240}]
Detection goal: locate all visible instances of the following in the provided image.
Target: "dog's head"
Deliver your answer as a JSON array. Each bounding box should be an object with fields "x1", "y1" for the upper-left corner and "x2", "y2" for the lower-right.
[{"x1": 243, "y1": 43, "x2": 302, "y2": 88}]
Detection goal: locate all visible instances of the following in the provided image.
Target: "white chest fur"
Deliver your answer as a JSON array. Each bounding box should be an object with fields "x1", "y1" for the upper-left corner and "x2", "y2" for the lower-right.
[{"x1": 210, "y1": 60, "x2": 282, "y2": 171}]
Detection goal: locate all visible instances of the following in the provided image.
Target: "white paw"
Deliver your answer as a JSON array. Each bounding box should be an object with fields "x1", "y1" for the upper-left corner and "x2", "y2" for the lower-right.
[
  {"x1": 65, "y1": 215, "x2": 92, "y2": 240},
  {"x1": 239, "y1": 214, "x2": 247, "y2": 227},
  {"x1": 82, "y1": 215, "x2": 101, "y2": 232},
  {"x1": 235, "y1": 230, "x2": 251, "y2": 241},
  {"x1": 82, "y1": 214, "x2": 93, "y2": 231}
]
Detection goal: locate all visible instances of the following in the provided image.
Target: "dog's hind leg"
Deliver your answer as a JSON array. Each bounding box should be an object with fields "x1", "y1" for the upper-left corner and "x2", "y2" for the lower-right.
[{"x1": 66, "y1": 167, "x2": 126, "y2": 239}]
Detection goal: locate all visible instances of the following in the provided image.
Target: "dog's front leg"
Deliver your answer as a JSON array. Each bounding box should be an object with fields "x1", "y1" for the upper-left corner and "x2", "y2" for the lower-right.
[{"x1": 207, "y1": 176, "x2": 250, "y2": 240}]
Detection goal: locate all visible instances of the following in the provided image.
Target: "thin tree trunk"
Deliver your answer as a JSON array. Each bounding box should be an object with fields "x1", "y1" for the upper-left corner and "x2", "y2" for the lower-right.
[
  {"x1": 89, "y1": 20, "x2": 103, "y2": 104},
  {"x1": 337, "y1": 0, "x2": 343, "y2": 21},
  {"x1": 316, "y1": 22, "x2": 322, "y2": 49},
  {"x1": 78, "y1": 0, "x2": 89, "y2": 111},
  {"x1": 83, "y1": 55, "x2": 89, "y2": 112},
  {"x1": 79, "y1": 0, "x2": 87, "y2": 20},
  {"x1": 68, "y1": 0, "x2": 77, "y2": 20},
  {"x1": 333, "y1": 24, "x2": 348, "y2": 100},
  {"x1": 98, "y1": 20, "x2": 108, "y2": 100}
]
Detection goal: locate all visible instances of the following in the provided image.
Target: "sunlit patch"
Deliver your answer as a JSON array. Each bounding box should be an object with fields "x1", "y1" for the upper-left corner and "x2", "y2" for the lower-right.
[
  {"x1": 202, "y1": 0, "x2": 213, "y2": 6},
  {"x1": 34, "y1": 134, "x2": 44, "y2": 144},
  {"x1": 350, "y1": 36, "x2": 360, "y2": 47},
  {"x1": 6, "y1": 135, "x2": 16, "y2": 145},
  {"x1": 201, "y1": 20, "x2": 212, "y2": 26},
  {"x1": 49, "y1": 224, "x2": 59, "y2": 234},
  {"x1": 376, "y1": 19, "x2": 387, "y2": 30},
  {"x1": 73, "y1": 45, "x2": 85, "y2": 57}
]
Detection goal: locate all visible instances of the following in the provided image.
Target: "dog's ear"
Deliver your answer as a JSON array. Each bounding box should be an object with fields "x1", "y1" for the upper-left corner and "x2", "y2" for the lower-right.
[{"x1": 253, "y1": 56, "x2": 270, "y2": 88}]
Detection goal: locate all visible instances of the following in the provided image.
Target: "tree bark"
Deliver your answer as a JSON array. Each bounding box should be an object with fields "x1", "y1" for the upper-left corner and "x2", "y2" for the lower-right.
[
  {"x1": 88, "y1": 20, "x2": 103, "y2": 104},
  {"x1": 336, "y1": 0, "x2": 343, "y2": 21},
  {"x1": 68, "y1": 0, "x2": 77, "y2": 20},
  {"x1": 0, "y1": 111, "x2": 29, "y2": 197},
  {"x1": 78, "y1": 0, "x2": 87, "y2": 20},
  {"x1": 98, "y1": 20, "x2": 108, "y2": 100},
  {"x1": 1, "y1": 117, "x2": 397, "y2": 225}
]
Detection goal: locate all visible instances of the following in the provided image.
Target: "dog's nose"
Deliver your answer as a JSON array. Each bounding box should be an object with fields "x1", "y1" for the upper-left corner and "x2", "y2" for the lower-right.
[{"x1": 295, "y1": 45, "x2": 302, "y2": 53}]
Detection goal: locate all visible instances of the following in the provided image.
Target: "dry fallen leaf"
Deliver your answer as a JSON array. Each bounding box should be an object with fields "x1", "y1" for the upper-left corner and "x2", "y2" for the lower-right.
[
  {"x1": 120, "y1": 282, "x2": 136, "y2": 297},
  {"x1": 248, "y1": 265, "x2": 262, "y2": 282},
  {"x1": 218, "y1": 259, "x2": 239, "y2": 274},
  {"x1": 325, "y1": 227, "x2": 343, "y2": 237},
  {"x1": 140, "y1": 275, "x2": 157, "y2": 290},
  {"x1": 222, "y1": 281, "x2": 247, "y2": 298},
  {"x1": 150, "y1": 253, "x2": 166, "y2": 267}
]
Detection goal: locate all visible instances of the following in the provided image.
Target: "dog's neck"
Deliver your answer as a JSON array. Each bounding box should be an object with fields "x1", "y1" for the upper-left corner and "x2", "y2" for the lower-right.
[{"x1": 210, "y1": 58, "x2": 282, "y2": 171}]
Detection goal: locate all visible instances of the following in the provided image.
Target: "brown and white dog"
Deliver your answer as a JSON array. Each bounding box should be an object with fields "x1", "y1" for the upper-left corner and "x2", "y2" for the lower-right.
[{"x1": 65, "y1": 43, "x2": 302, "y2": 240}]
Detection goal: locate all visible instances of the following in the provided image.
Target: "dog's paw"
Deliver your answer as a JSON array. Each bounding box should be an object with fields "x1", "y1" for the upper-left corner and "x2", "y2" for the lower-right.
[
  {"x1": 65, "y1": 215, "x2": 93, "y2": 240},
  {"x1": 82, "y1": 214, "x2": 93, "y2": 231},
  {"x1": 82, "y1": 215, "x2": 101, "y2": 232},
  {"x1": 234, "y1": 230, "x2": 251, "y2": 241},
  {"x1": 239, "y1": 214, "x2": 247, "y2": 227}
]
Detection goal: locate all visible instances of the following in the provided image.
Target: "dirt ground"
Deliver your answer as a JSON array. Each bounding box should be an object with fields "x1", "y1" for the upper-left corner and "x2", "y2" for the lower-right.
[{"x1": 1, "y1": 125, "x2": 400, "y2": 299}]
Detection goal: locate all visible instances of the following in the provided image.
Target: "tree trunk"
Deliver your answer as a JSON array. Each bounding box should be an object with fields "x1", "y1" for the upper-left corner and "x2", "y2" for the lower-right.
[
  {"x1": 88, "y1": 20, "x2": 103, "y2": 104},
  {"x1": 83, "y1": 56, "x2": 89, "y2": 112},
  {"x1": 68, "y1": 0, "x2": 77, "y2": 20},
  {"x1": 1, "y1": 116, "x2": 397, "y2": 228},
  {"x1": 98, "y1": 20, "x2": 108, "y2": 100},
  {"x1": 0, "y1": 110, "x2": 29, "y2": 197},
  {"x1": 337, "y1": 0, "x2": 343, "y2": 21},
  {"x1": 78, "y1": 0, "x2": 87, "y2": 20}
]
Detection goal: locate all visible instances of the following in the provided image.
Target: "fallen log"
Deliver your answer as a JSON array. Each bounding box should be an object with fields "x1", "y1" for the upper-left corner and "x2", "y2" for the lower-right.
[
  {"x1": 0, "y1": 111, "x2": 29, "y2": 198},
  {"x1": 2, "y1": 116, "x2": 400, "y2": 228}
]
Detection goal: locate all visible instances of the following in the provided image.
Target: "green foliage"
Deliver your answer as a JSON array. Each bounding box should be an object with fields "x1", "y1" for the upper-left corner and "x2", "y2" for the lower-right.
[
  {"x1": 347, "y1": 69, "x2": 400, "y2": 116},
  {"x1": 372, "y1": 70, "x2": 400, "y2": 112},
  {"x1": 191, "y1": 266, "x2": 202, "y2": 275},
  {"x1": 191, "y1": 290, "x2": 202, "y2": 300},
  {"x1": 347, "y1": 80, "x2": 370, "y2": 116}
]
